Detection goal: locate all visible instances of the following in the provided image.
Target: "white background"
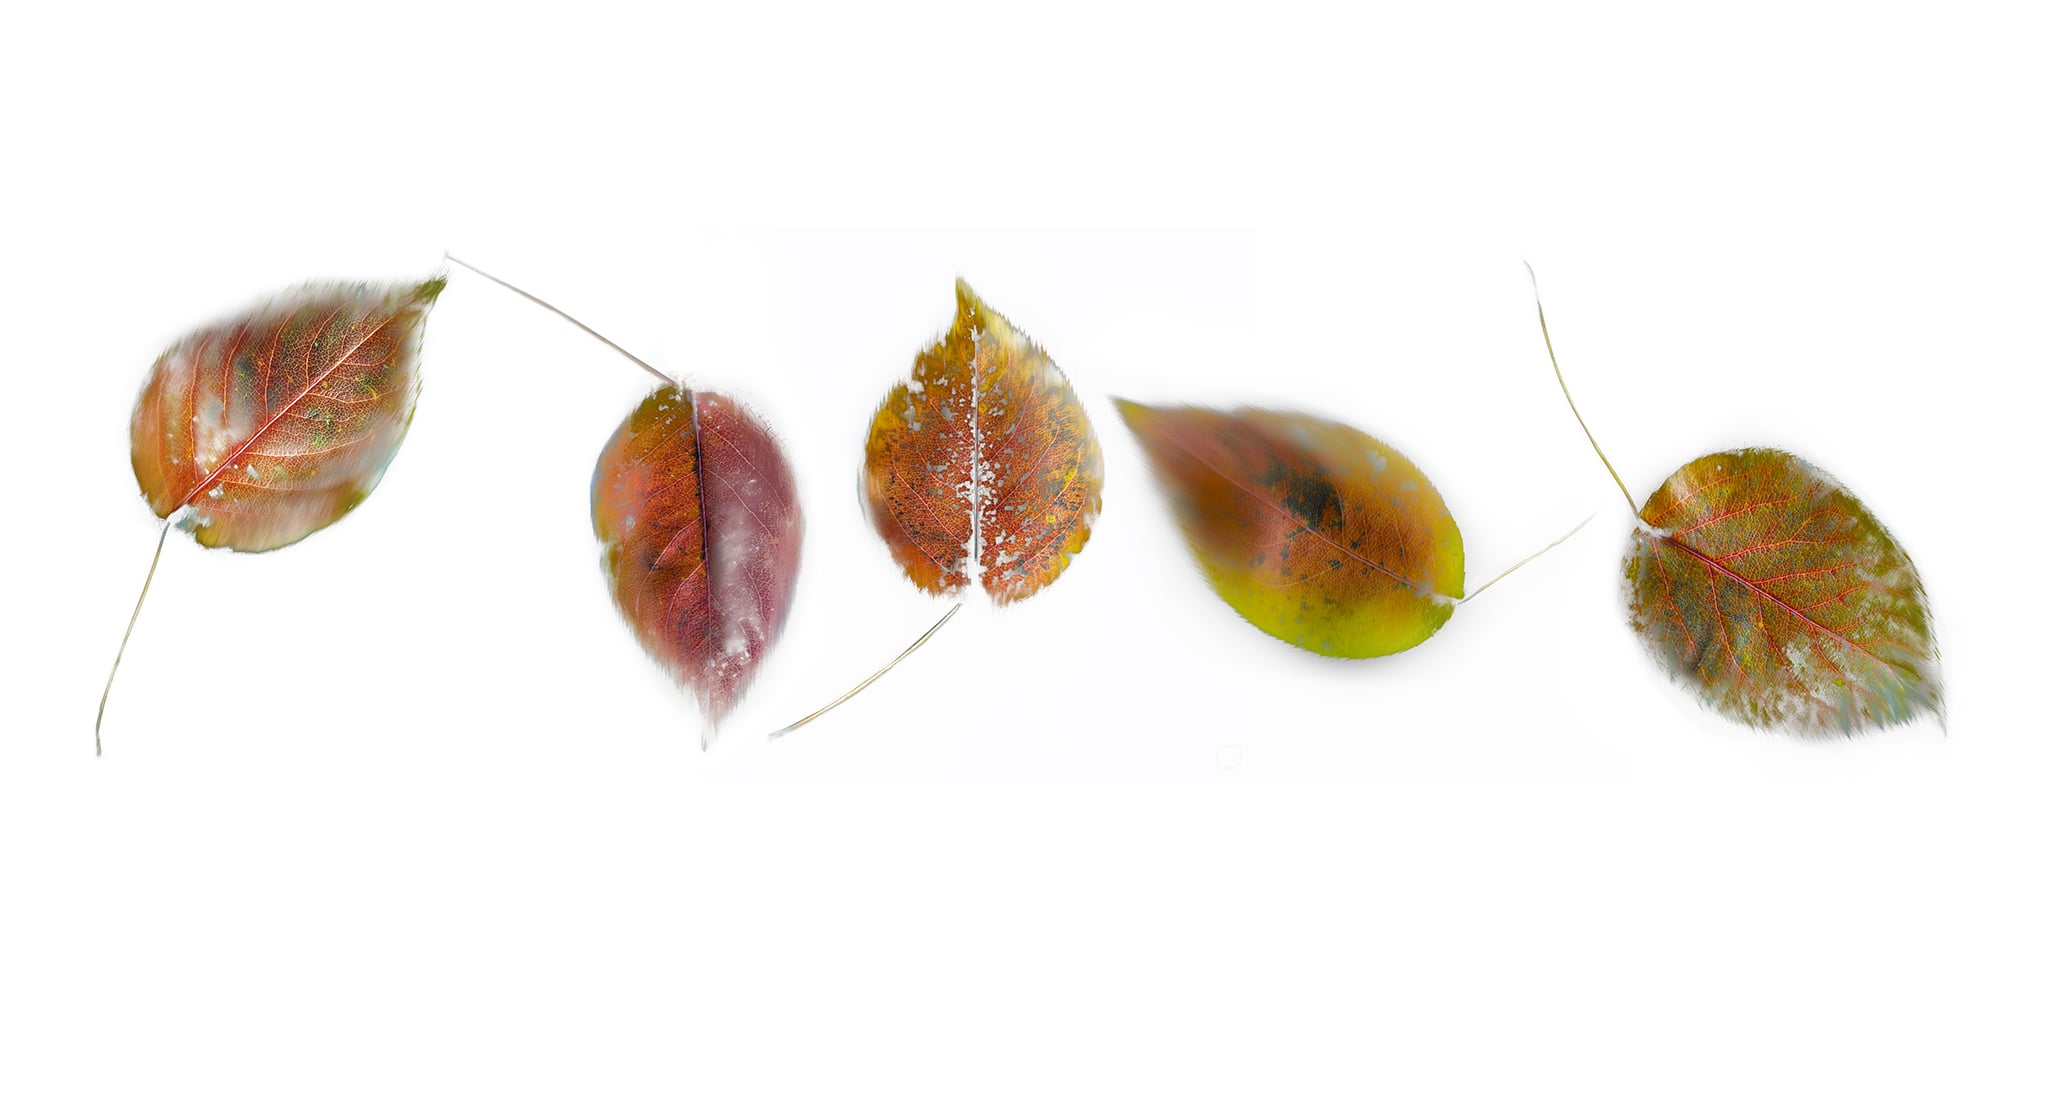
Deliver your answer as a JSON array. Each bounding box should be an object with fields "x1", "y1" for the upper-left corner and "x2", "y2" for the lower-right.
[{"x1": 2, "y1": 1, "x2": 2041, "y2": 1103}]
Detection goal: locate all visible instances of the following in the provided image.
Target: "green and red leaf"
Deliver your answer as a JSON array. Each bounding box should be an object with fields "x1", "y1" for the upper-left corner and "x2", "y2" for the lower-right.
[
  {"x1": 1627, "y1": 448, "x2": 1940, "y2": 735},
  {"x1": 1529, "y1": 275, "x2": 1942, "y2": 736}
]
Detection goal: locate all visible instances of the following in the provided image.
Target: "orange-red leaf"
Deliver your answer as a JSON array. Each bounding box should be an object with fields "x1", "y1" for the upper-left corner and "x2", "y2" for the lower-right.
[
  {"x1": 129, "y1": 278, "x2": 443, "y2": 551},
  {"x1": 860, "y1": 280, "x2": 1102, "y2": 605},
  {"x1": 592, "y1": 386, "x2": 802, "y2": 725},
  {"x1": 1118, "y1": 401, "x2": 1464, "y2": 657},
  {"x1": 1626, "y1": 448, "x2": 1940, "y2": 735}
]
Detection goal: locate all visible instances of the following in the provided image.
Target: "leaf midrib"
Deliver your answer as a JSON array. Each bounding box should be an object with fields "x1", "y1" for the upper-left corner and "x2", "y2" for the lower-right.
[
  {"x1": 1654, "y1": 531, "x2": 1894, "y2": 671},
  {"x1": 175, "y1": 300, "x2": 410, "y2": 512}
]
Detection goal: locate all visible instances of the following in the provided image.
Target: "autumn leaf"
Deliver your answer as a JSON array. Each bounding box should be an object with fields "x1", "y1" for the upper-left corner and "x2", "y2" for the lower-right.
[
  {"x1": 592, "y1": 385, "x2": 802, "y2": 728},
  {"x1": 862, "y1": 279, "x2": 1103, "y2": 604},
  {"x1": 1116, "y1": 402, "x2": 1464, "y2": 657},
  {"x1": 450, "y1": 258, "x2": 803, "y2": 738},
  {"x1": 99, "y1": 277, "x2": 444, "y2": 752},
  {"x1": 1531, "y1": 270, "x2": 1942, "y2": 735},
  {"x1": 1625, "y1": 449, "x2": 1939, "y2": 733},
  {"x1": 131, "y1": 277, "x2": 443, "y2": 552},
  {"x1": 778, "y1": 279, "x2": 1102, "y2": 734}
]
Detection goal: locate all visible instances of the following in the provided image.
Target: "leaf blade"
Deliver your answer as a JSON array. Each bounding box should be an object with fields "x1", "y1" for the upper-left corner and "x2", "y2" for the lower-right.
[
  {"x1": 861, "y1": 280, "x2": 1103, "y2": 604},
  {"x1": 593, "y1": 386, "x2": 802, "y2": 726},
  {"x1": 129, "y1": 277, "x2": 443, "y2": 552},
  {"x1": 1626, "y1": 448, "x2": 1940, "y2": 735},
  {"x1": 1118, "y1": 401, "x2": 1463, "y2": 658}
]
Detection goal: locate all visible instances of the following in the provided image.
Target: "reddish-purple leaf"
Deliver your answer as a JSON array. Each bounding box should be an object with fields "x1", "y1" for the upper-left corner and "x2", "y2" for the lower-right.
[{"x1": 591, "y1": 385, "x2": 802, "y2": 727}]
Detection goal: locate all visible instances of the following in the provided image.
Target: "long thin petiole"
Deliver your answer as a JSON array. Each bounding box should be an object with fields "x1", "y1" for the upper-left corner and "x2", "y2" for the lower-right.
[
  {"x1": 446, "y1": 254, "x2": 679, "y2": 389},
  {"x1": 96, "y1": 518, "x2": 172, "y2": 756},
  {"x1": 1525, "y1": 263, "x2": 1638, "y2": 516},
  {"x1": 771, "y1": 602, "x2": 964, "y2": 737},
  {"x1": 1456, "y1": 512, "x2": 1597, "y2": 604}
]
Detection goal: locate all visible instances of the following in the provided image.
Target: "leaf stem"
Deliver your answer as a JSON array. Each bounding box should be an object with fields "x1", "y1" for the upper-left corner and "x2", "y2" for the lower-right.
[
  {"x1": 96, "y1": 518, "x2": 172, "y2": 757},
  {"x1": 445, "y1": 254, "x2": 679, "y2": 389},
  {"x1": 1456, "y1": 511, "x2": 1597, "y2": 603},
  {"x1": 770, "y1": 602, "x2": 964, "y2": 737},
  {"x1": 1525, "y1": 262, "x2": 1638, "y2": 516}
]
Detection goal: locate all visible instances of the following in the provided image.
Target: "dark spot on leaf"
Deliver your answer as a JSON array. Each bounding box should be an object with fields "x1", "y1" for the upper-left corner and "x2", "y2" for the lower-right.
[{"x1": 1280, "y1": 469, "x2": 1341, "y2": 529}]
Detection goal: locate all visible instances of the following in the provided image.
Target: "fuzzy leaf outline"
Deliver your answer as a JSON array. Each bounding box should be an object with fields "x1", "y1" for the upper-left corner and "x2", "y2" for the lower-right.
[
  {"x1": 100, "y1": 276, "x2": 443, "y2": 753},
  {"x1": 1626, "y1": 449, "x2": 1940, "y2": 734},
  {"x1": 592, "y1": 385, "x2": 803, "y2": 730},
  {"x1": 448, "y1": 257, "x2": 805, "y2": 740},
  {"x1": 131, "y1": 277, "x2": 443, "y2": 551},
  {"x1": 1116, "y1": 400, "x2": 1464, "y2": 658},
  {"x1": 1528, "y1": 265, "x2": 1941, "y2": 735}
]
